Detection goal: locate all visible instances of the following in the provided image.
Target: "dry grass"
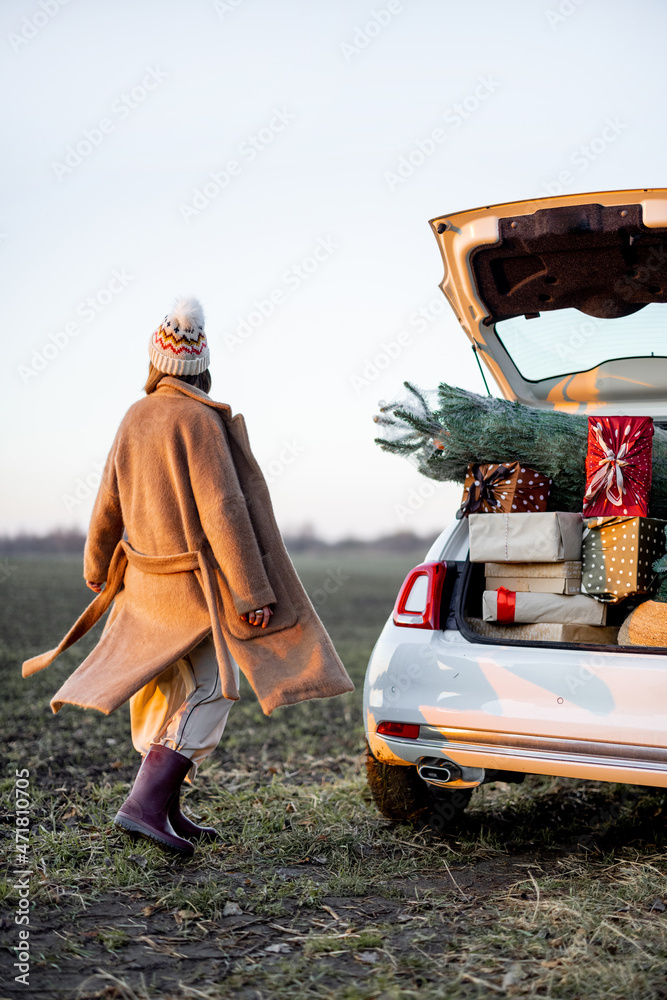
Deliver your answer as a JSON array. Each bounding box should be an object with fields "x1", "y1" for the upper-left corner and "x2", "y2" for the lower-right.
[{"x1": 1, "y1": 554, "x2": 666, "y2": 999}]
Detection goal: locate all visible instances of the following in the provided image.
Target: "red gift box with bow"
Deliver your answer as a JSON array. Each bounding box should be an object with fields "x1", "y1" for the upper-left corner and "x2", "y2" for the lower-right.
[{"x1": 582, "y1": 416, "x2": 654, "y2": 518}]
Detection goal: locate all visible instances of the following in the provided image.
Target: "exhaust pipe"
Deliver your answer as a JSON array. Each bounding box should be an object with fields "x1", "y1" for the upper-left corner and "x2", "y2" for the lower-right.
[
  {"x1": 418, "y1": 759, "x2": 462, "y2": 786},
  {"x1": 417, "y1": 757, "x2": 485, "y2": 788}
]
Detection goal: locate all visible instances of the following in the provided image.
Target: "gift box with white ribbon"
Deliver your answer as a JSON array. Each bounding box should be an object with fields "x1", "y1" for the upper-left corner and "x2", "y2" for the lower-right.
[{"x1": 583, "y1": 416, "x2": 653, "y2": 518}]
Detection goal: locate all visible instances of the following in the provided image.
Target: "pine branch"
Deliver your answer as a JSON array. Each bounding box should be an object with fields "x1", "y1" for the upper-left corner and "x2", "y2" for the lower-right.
[{"x1": 374, "y1": 382, "x2": 667, "y2": 516}]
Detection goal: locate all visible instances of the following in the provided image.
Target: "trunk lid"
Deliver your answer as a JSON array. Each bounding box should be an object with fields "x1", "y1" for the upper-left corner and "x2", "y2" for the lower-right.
[{"x1": 430, "y1": 189, "x2": 667, "y2": 416}]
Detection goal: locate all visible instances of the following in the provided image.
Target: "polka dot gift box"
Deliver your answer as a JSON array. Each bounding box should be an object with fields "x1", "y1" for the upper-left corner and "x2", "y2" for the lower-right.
[
  {"x1": 456, "y1": 462, "x2": 551, "y2": 519},
  {"x1": 581, "y1": 516, "x2": 667, "y2": 604},
  {"x1": 583, "y1": 416, "x2": 653, "y2": 518}
]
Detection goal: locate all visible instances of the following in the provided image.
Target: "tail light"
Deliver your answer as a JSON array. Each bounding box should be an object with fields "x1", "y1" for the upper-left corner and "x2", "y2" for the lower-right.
[
  {"x1": 376, "y1": 721, "x2": 420, "y2": 739},
  {"x1": 393, "y1": 561, "x2": 446, "y2": 630}
]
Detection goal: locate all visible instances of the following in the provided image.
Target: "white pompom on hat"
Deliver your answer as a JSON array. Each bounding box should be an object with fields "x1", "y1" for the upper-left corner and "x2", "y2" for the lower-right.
[{"x1": 149, "y1": 295, "x2": 210, "y2": 375}]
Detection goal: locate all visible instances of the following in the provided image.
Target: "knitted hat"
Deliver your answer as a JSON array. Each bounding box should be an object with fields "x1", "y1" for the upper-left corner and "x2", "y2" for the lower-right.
[{"x1": 149, "y1": 296, "x2": 210, "y2": 375}]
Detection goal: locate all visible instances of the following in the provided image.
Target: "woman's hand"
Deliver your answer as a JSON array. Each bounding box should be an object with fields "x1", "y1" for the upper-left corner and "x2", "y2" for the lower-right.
[
  {"x1": 240, "y1": 605, "x2": 274, "y2": 628},
  {"x1": 86, "y1": 581, "x2": 104, "y2": 593}
]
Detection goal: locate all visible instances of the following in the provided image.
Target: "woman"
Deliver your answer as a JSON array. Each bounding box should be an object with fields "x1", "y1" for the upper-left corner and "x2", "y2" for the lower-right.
[{"x1": 23, "y1": 296, "x2": 354, "y2": 856}]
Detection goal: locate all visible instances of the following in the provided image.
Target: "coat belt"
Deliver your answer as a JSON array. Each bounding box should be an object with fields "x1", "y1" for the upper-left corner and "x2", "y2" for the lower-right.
[{"x1": 22, "y1": 539, "x2": 241, "y2": 702}]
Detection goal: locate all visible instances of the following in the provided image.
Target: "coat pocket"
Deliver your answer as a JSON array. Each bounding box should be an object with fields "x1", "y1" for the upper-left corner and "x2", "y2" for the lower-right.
[{"x1": 218, "y1": 551, "x2": 299, "y2": 641}]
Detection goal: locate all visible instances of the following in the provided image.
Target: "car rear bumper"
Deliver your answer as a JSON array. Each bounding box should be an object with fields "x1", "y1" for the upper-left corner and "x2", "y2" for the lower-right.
[{"x1": 367, "y1": 726, "x2": 667, "y2": 788}]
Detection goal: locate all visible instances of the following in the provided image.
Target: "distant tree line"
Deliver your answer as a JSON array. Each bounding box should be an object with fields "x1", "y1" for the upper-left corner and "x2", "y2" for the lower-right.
[{"x1": 0, "y1": 527, "x2": 438, "y2": 556}]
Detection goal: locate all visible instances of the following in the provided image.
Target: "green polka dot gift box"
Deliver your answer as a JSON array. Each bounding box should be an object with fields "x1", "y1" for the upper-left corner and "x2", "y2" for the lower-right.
[{"x1": 581, "y1": 516, "x2": 667, "y2": 604}]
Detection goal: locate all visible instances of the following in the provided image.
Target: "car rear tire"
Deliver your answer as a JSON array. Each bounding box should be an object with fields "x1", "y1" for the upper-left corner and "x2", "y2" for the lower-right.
[{"x1": 365, "y1": 745, "x2": 472, "y2": 830}]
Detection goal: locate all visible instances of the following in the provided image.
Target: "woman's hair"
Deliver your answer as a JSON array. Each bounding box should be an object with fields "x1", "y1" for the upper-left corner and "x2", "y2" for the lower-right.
[{"x1": 143, "y1": 363, "x2": 212, "y2": 395}]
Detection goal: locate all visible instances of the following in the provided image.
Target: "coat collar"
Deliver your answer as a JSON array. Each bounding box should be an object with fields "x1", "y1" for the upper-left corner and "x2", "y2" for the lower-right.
[{"x1": 155, "y1": 376, "x2": 232, "y2": 418}]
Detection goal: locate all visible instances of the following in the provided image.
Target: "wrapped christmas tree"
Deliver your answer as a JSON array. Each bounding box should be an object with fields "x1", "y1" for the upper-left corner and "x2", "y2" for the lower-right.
[{"x1": 373, "y1": 382, "x2": 667, "y2": 517}]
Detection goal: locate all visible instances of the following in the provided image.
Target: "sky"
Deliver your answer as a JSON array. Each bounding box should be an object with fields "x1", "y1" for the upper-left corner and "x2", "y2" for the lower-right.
[{"x1": 3, "y1": 0, "x2": 667, "y2": 541}]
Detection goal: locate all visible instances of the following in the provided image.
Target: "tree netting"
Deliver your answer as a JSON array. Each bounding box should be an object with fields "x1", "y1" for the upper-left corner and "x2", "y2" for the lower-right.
[{"x1": 373, "y1": 381, "x2": 667, "y2": 517}]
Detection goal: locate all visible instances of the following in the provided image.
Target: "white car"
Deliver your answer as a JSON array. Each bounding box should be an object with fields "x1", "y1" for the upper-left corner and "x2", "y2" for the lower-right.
[{"x1": 364, "y1": 188, "x2": 667, "y2": 829}]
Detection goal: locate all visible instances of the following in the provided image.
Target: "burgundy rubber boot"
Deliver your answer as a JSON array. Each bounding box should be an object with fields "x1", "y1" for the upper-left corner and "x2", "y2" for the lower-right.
[
  {"x1": 114, "y1": 745, "x2": 195, "y2": 856},
  {"x1": 169, "y1": 785, "x2": 218, "y2": 842}
]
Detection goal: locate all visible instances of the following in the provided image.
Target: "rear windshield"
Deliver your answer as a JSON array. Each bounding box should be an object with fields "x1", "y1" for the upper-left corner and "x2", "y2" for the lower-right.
[{"x1": 495, "y1": 303, "x2": 667, "y2": 381}]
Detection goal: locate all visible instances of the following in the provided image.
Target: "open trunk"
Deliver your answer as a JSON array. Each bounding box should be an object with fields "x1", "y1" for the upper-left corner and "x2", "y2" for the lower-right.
[
  {"x1": 451, "y1": 555, "x2": 667, "y2": 653},
  {"x1": 423, "y1": 190, "x2": 667, "y2": 652}
]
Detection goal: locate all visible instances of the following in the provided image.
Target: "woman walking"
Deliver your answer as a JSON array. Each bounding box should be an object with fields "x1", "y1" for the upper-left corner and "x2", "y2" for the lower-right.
[{"x1": 23, "y1": 297, "x2": 354, "y2": 856}]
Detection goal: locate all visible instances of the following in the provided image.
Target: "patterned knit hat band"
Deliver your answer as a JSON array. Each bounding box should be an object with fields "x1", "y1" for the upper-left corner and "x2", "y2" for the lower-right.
[{"x1": 149, "y1": 296, "x2": 210, "y2": 376}]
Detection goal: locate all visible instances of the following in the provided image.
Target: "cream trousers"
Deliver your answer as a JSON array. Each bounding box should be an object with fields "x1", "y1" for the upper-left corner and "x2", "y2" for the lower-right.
[{"x1": 129, "y1": 632, "x2": 239, "y2": 783}]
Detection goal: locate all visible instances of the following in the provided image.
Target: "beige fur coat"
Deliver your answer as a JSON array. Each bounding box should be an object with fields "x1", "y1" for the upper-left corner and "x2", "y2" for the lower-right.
[{"x1": 23, "y1": 377, "x2": 354, "y2": 715}]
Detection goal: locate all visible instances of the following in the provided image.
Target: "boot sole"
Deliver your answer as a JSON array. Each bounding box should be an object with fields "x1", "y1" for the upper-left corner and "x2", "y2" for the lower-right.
[{"x1": 114, "y1": 813, "x2": 194, "y2": 856}]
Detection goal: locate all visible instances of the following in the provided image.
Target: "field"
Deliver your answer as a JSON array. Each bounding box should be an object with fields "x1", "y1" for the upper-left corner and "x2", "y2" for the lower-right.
[{"x1": 1, "y1": 552, "x2": 667, "y2": 1000}]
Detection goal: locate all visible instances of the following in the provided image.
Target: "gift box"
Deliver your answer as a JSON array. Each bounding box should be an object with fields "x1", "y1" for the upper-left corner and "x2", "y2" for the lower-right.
[
  {"x1": 485, "y1": 560, "x2": 581, "y2": 595},
  {"x1": 456, "y1": 462, "x2": 551, "y2": 519},
  {"x1": 583, "y1": 416, "x2": 653, "y2": 518},
  {"x1": 466, "y1": 617, "x2": 619, "y2": 645},
  {"x1": 469, "y1": 512, "x2": 582, "y2": 564},
  {"x1": 483, "y1": 588, "x2": 607, "y2": 625},
  {"x1": 486, "y1": 575, "x2": 581, "y2": 595},
  {"x1": 581, "y1": 516, "x2": 667, "y2": 603}
]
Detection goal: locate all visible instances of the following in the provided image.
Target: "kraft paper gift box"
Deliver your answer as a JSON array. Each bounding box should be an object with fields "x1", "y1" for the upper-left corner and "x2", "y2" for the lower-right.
[
  {"x1": 456, "y1": 462, "x2": 551, "y2": 519},
  {"x1": 581, "y1": 516, "x2": 667, "y2": 603},
  {"x1": 485, "y1": 576, "x2": 581, "y2": 595},
  {"x1": 466, "y1": 617, "x2": 619, "y2": 645},
  {"x1": 485, "y1": 560, "x2": 582, "y2": 595},
  {"x1": 482, "y1": 589, "x2": 607, "y2": 626},
  {"x1": 583, "y1": 415, "x2": 653, "y2": 518},
  {"x1": 468, "y1": 512, "x2": 583, "y2": 564}
]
